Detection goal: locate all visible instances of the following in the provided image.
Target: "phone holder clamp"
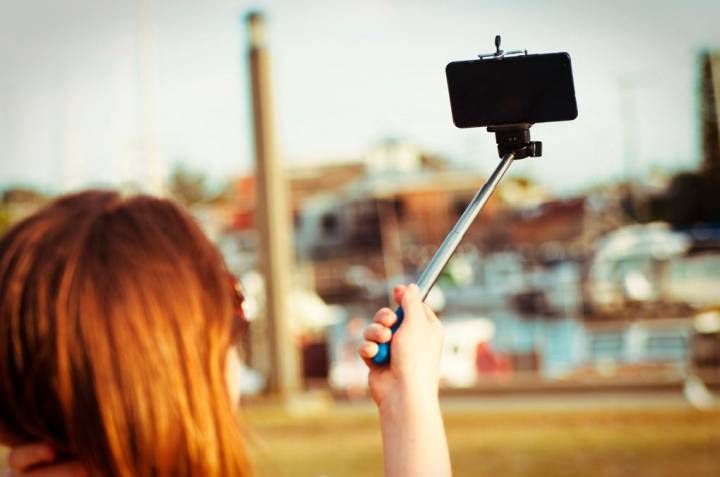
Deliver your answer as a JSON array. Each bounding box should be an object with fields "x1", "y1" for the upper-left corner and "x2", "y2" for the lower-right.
[
  {"x1": 478, "y1": 34, "x2": 527, "y2": 60},
  {"x1": 487, "y1": 123, "x2": 542, "y2": 160}
]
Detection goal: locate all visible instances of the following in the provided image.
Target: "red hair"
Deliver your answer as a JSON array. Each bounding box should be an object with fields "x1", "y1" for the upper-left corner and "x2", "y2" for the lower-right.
[{"x1": 0, "y1": 190, "x2": 251, "y2": 476}]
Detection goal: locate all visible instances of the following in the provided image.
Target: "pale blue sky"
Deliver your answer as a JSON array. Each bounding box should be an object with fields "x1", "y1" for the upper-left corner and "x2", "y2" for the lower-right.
[{"x1": 1, "y1": 0, "x2": 718, "y2": 194}]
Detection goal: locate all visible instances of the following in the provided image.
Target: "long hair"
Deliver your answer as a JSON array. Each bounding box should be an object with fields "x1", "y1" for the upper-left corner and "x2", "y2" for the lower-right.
[{"x1": 0, "y1": 190, "x2": 251, "y2": 476}]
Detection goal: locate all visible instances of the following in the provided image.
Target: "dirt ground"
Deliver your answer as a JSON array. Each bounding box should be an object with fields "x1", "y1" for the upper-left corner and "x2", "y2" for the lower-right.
[
  {"x1": 3, "y1": 398, "x2": 719, "y2": 476},
  {"x1": 245, "y1": 401, "x2": 720, "y2": 477}
]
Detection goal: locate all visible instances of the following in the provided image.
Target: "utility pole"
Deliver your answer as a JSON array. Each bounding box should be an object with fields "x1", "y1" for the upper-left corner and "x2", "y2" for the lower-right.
[{"x1": 245, "y1": 11, "x2": 300, "y2": 397}]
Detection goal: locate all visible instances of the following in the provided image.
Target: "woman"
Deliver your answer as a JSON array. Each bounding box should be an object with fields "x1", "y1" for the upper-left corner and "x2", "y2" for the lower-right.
[{"x1": 1, "y1": 190, "x2": 450, "y2": 476}]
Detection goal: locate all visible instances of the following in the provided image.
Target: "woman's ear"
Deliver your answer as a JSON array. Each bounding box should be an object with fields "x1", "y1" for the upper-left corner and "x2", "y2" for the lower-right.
[
  {"x1": 225, "y1": 347, "x2": 243, "y2": 409},
  {"x1": 0, "y1": 427, "x2": 21, "y2": 446},
  {"x1": 6, "y1": 442, "x2": 57, "y2": 471}
]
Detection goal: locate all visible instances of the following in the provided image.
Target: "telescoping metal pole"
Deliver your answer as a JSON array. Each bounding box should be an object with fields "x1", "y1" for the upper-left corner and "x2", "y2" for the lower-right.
[{"x1": 372, "y1": 151, "x2": 516, "y2": 365}]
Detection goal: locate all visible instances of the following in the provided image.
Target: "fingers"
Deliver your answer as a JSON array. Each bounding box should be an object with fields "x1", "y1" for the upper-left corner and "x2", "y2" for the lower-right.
[
  {"x1": 8, "y1": 444, "x2": 55, "y2": 472},
  {"x1": 21, "y1": 461, "x2": 89, "y2": 477},
  {"x1": 360, "y1": 284, "x2": 439, "y2": 371},
  {"x1": 358, "y1": 341, "x2": 381, "y2": 370},
  {"x1": 363, "y1": 323, "x2": 391, "y2": 343},
  {"x1": 395, "y1": 285, "x2": 437, "y2": 323},
  {"x1": 359, "y1": 308, "x2": 398, "y2": 367},
  {"x1": 372, "y1": 307, "x2": 398, "y2": 328},
  {"x1": 358, "y1": 341, "x2": 379, "y2": 360}
]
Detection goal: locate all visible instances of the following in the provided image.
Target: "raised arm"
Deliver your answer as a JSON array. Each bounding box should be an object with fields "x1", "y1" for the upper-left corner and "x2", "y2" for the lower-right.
[{"x1": 359, "y1": 284, "x2": 452, "y2": 477}]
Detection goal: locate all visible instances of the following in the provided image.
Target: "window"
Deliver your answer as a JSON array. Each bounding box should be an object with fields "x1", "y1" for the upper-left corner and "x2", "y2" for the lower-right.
[
  {"x1": 591, "y1": 333, "x2": 624, "y2": 360},
  {"x1": 645, "y1": 335, "x2": 687, "y2": 360}
]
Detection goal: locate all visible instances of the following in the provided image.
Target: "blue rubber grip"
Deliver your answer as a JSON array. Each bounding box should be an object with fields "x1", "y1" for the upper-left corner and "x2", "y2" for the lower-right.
[{"x1": 371, "y1": 306, "x2": 405, "y2": 365}]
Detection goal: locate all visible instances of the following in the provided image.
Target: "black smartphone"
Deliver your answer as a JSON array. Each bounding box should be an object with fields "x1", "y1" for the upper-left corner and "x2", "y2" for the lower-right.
[{"x1": 446, "y1": 52, "x2": 578, "y2": 129}]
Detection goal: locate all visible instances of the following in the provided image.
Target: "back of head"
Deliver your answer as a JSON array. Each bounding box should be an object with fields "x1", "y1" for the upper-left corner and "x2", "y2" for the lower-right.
[{"x1": 0, "y1": 190, "x2": 250, "y2": 476}]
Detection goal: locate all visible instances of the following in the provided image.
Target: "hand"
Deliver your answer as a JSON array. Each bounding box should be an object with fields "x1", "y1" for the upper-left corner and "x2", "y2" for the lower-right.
[
  {"x1": 5, "y1": 443, "x2": 87, "y2": 477},
  {"x1": 358, "y1": 284, "x2": 444, "y2": 409},
  {"x1": 358, "y1": 284, "x2": 451, "y2": 477}
]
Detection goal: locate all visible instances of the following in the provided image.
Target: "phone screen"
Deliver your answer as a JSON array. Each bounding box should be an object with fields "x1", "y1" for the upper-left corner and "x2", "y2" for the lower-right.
[{"x1": 446, "y1": 52, "x2": 578, "y2": 128}]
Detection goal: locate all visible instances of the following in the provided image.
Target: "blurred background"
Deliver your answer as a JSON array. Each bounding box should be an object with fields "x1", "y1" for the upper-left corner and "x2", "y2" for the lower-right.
[{"x1": 1, "y1": 0, "x2": 719, "y2": 475}]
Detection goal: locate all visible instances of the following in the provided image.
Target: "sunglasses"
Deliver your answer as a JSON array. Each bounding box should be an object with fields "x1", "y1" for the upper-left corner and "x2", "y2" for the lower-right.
[{"x1": 228, "y1": 273, "x2": 250, "y2": 340}]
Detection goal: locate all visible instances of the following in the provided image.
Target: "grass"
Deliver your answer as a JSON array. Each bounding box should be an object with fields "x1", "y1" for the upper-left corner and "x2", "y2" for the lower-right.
[
  {"x1": 3, "y1": 403, "x2": 719, "y2": 476},
  {"x1": 244, "y1": 404, "x2": 720, "y2": 477}
]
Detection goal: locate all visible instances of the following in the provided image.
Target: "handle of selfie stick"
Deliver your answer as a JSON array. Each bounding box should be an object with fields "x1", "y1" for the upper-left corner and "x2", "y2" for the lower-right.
[
  {"x1": 372, "y1": 307, "x2": 404, "y2": 365},
  {"x1": 371, "y1": 151, "x2": 516, "y2": 366}
]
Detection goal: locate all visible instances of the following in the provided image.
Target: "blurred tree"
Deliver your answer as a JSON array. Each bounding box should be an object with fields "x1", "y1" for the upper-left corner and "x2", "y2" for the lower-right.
[
  {"x1": 210, "y1": 179, "x2": 238, "y2": 206},
  {"x1": 168, "y1": 163, "x2": 211, "y2": 206},
  {"x1": 642, "y1": 51, "x2": 720, "y2": 227},
  {"x1": 168, "y1": 163, "x2": 238, "y2": 209},
  {"x1": 0, "y1": 205, "x2": 12, "y2": 235},
  {"x1": 700, "y1": 50, "x2": 719, "y2": 175},
  {"x1": 648, "y1": 171, "x2": 720, "y2": 226},
  {"x1": 2, "y1": 187, "x2": 46, "y2": 204},
  {"x1": 0, "y1": 187, "x2": 48, "y2": 235}
]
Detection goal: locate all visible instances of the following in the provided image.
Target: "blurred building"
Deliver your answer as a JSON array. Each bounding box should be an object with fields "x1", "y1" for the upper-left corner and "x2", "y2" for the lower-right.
[
  {"x1": 565, "y1": 51, "x2": 720, "y2": 385},
  {"x1": 224, "y1": 142, "x2": 542, "y2": 302},
  {"x1": 216, "y1": 47, "x2": 720, "y2": 388}
]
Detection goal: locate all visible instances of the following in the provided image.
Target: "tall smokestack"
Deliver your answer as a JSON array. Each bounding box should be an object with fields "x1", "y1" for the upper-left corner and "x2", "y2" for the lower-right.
[{"x1": 246, "y1": 11, "x2": 300, "y2": 397}]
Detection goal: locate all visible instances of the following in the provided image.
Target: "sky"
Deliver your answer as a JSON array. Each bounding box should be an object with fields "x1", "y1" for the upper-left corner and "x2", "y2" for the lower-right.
[{"x1": 1, "y1": 0, "x2": 719, "y2": 194}]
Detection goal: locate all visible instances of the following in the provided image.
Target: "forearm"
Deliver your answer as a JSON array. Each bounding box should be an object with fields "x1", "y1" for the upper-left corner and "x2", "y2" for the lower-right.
[
  {"x1": 378, "y1": 389, "x2": 451, "y2": 477},
  {"x1": 362, "y1": 285, "x2": 451, "y2": 476}
]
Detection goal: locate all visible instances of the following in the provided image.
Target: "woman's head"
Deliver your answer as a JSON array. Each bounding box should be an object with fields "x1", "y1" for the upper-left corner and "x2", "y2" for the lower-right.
[{"x1": 0, "y1": 190, "x2": 250, "y2": 476}]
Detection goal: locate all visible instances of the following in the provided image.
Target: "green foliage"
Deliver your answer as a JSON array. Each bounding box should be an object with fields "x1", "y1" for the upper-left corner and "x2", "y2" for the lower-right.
[
  {"x1": 0, "y1": 187, "x2": 48, "y2": 236},
  {"x1": 168, "y1": 163, "x2": 236, "y2": 207},
  {"x1": 0, "y1": 205, "x2": 11, "y2": 236},
  {"x1": 168, "y1": 164, "x2": 210, "y2": 206}
]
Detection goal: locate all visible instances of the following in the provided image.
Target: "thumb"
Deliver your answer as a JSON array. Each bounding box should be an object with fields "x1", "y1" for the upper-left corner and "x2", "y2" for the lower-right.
[{"x1": 400, "y1": 284, "x2": 425, "y2": 325}]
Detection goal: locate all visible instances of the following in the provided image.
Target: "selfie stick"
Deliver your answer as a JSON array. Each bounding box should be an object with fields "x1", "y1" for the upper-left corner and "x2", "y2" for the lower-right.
[{"x1": 372, "y1": 124, "x2": 541, "y2": 365}]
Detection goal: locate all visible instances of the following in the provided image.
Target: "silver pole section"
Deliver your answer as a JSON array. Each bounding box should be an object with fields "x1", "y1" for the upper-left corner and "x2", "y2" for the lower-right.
[{"x1": 415, "y1": 151, "x2": 516, "y2": 299}]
